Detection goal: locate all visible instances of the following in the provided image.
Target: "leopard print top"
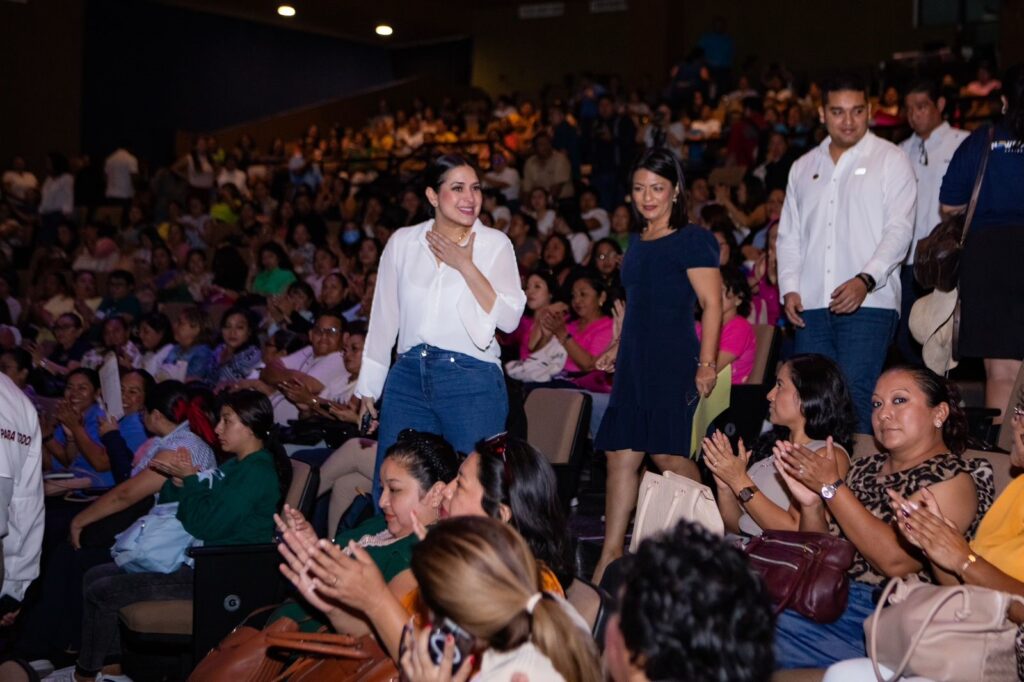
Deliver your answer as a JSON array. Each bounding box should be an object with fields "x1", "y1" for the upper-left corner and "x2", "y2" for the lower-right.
[{"x1": 833, "y1": 452, "x2": 995, "y2": 586}]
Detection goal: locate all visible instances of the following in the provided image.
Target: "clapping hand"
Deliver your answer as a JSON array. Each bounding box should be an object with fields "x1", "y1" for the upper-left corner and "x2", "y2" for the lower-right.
[
  {"x1": 889, "y1": 487, "x2": 971, "y2": 575},
  {"x1": 774, "y1": 438, "x2": 841, "y2": 493},
  {"x1": 702, "y1": 431, "x2": 751, "y2": 492},
  {"x1": 56, "y1": 401, "x2": 81, "y2": 430},
  {"x1": 149, "y1": 447, "x2": 198, "y2": 484}
]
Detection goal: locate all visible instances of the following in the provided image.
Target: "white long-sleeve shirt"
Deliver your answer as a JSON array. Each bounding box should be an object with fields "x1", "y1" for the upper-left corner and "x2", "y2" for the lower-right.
[
  {"x1": 356, "y1": 219, "x2": 526, "y2": 401},
  {"x1": 0, "y1": 374, "x2": 43, "y2": 601},
  {"x1": 777, "y1": 132, "x2": 917, "y2": 312},
  {"x1": 899, "y1": 122, "x2": 969, "y2": 264}
]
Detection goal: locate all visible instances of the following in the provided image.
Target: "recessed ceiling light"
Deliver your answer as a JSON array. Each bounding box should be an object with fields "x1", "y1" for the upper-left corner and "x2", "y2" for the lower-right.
[
  {"x1": 277, "y1": 5, "x2": 296, "y2": 17},
  {"x1": 375, "y1": 24, "x2": 393, "y2": 36}
]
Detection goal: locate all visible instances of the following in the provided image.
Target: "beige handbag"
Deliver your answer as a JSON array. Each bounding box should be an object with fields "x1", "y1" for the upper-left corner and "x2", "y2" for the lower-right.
[
  {"x1": 864, "y1": 575, "x2": 1024, "y2": 682},
  {"x1": 629, "y1": 470, "x2": 723, "y2": 552}
]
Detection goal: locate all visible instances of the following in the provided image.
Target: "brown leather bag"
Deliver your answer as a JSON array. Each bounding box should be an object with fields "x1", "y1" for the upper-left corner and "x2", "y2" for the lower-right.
[
  {"x1": 913, "y1": 127, "x2": 993, "y2": 293},
  {"x1": 744, "y1": 530, "x2": 856, "y2": 623},
  {"x1": 266, "y1": 631, "x2": 399, "y2": 682},
  {"x1": 186, "y1": 608, "x2": 298, "y2": 682}
]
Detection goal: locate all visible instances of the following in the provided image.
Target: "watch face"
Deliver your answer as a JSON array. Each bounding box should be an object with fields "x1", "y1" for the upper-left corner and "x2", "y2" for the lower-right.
[{"x1": 821, "y1": 484, "x2": 835, "y2": 499}]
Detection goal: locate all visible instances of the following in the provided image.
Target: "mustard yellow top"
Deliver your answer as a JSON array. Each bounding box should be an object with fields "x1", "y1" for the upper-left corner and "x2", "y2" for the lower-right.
[{"x1": 971, "y1": 475, "x2": 1024, "y2": 582}]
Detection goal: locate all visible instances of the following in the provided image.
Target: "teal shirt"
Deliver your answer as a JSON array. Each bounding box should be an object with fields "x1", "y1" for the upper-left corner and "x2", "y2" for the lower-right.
[
  {"x1": 159, "y1": 449, "x2": 280, "y2": 546},
  {"x1": 252, "y1": 268, "x2": 297, "y2": 296}
]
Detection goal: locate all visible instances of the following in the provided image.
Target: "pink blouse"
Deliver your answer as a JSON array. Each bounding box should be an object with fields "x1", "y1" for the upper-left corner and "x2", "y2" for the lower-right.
[{"x1": 566, "y1": 316, "x2": 614, "y2": 393}]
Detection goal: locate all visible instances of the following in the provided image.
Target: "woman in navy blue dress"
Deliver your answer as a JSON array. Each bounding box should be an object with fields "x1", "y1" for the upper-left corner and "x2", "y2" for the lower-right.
[{"x1": 592, "y1": 148, "x2": 723, "y2": 582}]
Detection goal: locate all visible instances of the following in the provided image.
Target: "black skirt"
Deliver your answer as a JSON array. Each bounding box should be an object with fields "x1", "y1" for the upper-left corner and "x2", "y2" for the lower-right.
[{"x1": 958, "y1": 225, "x2": 1024, "y2": 360}]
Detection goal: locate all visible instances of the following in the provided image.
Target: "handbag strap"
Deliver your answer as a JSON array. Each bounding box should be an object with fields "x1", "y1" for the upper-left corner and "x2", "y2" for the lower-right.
[
  {"x1": 869, "y1": 579, "x2": 1001, "y2": 682},
  {"x1": 265, "y1": 630, "x2": 372, "y2": 659},
  {"x1": 958, "y1": 126, "x2": 994, "y2": 249}
]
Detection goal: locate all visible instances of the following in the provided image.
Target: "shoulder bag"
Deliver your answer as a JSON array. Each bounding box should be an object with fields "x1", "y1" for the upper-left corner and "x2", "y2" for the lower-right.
[
  {"x1": 265, "y1": 631, "x2": 398, "y2": 682},
  {"x1": 110, "y1": 501, "x2": 197, "y2": 574},
  {"x1": 743, "y1": 530, "x2": 856, "y2": 623},
  {"x1": 629, "y1": 470, "x2": 724, "y2": 553},
  {"x1": 914, "y1": 127, "x2": 993, "y2": 292},
  {"x1": 865, "y1": 575, "x2": 1024, "y2": 682}
]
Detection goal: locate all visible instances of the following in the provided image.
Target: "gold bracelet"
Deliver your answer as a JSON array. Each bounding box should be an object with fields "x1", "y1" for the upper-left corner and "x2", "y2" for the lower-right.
[
  {"x1": 959, "y1": 553, "x2": 977, "y2": 577},
  {"x1": 696, "y1": 361, "x2": 717, "y2": 369}
]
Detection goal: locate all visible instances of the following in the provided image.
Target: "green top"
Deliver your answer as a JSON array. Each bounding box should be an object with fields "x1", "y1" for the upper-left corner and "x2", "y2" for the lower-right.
[
  {"x1": 252, "y1": 268, "x2": 297, "y2": 296},
  {"x1": 272, "y1": 514, "x2": 419, "y2": 632},
  {"x1": 159, "y1": 449, "x2": 280, "y2": 546}
]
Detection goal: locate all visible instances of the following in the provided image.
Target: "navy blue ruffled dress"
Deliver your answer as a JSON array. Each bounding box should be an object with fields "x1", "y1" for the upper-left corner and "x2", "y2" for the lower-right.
[{"x1": 595, "y1": 226, "x2": 719, "y2": 455}]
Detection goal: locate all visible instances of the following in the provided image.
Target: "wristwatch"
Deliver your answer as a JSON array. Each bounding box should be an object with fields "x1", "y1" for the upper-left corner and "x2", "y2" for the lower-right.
[
  {"x1": 738, "y1": 485, "x2": 760, "y2": 504},
  {"x1": 821, "y1": 478, "x2": 845, "y2": 500},
  {"x1": 856, "y1": 273, "x2": 876, "y2": 292}
]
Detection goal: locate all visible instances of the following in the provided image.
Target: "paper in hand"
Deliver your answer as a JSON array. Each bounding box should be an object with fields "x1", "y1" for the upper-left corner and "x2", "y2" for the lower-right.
[
  {"x1": 100, "y1": 353, "x2": 124, "y2": 420},
  {"x1": 690, "y1": 365, "x2": 732, "y2": 457}
]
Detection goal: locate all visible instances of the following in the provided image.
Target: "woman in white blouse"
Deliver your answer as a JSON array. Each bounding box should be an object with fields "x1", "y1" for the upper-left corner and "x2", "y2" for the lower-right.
[{"x1": 356, "y1": 155, "x2": 525, "y2": 503}]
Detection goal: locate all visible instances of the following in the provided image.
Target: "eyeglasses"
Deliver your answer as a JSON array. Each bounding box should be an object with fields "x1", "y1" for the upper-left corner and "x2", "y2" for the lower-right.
[
  {"x1": 918, "y1": 140, "x2": 929, "y2": 167},
  {"x1": 310, "y1": 326, "x2": 342, "y2": 337}
]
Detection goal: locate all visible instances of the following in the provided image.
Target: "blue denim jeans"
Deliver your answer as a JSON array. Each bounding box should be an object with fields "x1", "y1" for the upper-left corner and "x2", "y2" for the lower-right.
[
  {"x1": 774, "y1": 580, "x2": 876, "y2": 670},
  {"x1": 795, "y1": 307, "x2": 898, "y2": 433},
  {"x1": 373, "y1": 345, "x2": 508, "y2": 504}
]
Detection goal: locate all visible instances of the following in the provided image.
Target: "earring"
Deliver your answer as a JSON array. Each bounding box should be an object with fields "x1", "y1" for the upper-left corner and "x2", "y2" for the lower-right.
[{"x1": 934, "y1": 420, "x2": 942, "y2": 428}]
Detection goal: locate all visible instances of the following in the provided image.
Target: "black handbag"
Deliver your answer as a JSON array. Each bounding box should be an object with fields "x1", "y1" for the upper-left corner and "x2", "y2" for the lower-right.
[{"x1": 913, "y1": 127, "x2": 993, "y2": 292}]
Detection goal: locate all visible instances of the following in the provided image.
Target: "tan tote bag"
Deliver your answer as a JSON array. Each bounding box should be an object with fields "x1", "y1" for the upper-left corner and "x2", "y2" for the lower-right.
[{"x1": 629, "y1": 470, "x2": 724, "y2": 553}]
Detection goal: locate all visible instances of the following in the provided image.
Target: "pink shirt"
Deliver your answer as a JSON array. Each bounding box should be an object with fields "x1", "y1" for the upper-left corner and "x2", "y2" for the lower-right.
[
  {"x1": 697, "y1": 316, "x2": 757, "y2": 384},
  {"x1": 750, "y1": 275, "x2": 781, "y2": 326},
  {"x1": 566, "y1": 316, "x2": 614, "y2": 393}
]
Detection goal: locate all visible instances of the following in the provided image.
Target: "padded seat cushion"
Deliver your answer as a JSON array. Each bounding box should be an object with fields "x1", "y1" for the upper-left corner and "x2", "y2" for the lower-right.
[{"x1": 119, "y1": 599, "x2": 193, "y2": 635}]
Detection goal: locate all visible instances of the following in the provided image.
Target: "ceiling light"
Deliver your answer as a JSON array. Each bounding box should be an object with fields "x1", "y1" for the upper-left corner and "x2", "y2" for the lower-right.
[
  {"x1": 375, "y1": 24, "x2": 393, "y2": 36},
  {"x1": 277, "y1": 5, "x2": 296, "y2": 17}
]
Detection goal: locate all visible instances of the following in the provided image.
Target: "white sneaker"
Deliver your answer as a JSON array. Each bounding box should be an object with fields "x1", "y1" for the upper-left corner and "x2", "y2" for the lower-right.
[{"x1": 41, "y1": 666, "x2": 76, "y2": 682}]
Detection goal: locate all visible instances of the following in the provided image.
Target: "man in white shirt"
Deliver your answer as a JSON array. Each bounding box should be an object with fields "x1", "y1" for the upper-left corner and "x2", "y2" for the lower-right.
[
  {"x1": 482, "y1": 153, "x2": 520, "y2": 205},
  {"x1": 897, "y1": 81, "x2": 969, "y2": 363},
  {"x1": 2, "y1": 157, "x2": 38, "y2": 203},
  {"x1": 522, "y1": 133, "x2": 573, "y2": 201},
  {"x1": 246, "y1": 312, "x2": 350, "y2": 424},
  {"x1": 216, "y1": 154, "x2": 249, "y2": 198},
  {"x1": 0, "y1": 373, "x2": 44, "y2": 618},
  {"x1": 579, "y1": 187, "x2": 610, "y2": 241},
  {"x1": 778, "y1": 74, "x2": 916, "y2": 432},
  {"x1": 104, "y1": 146, "x2": 138, "y2": 202}
]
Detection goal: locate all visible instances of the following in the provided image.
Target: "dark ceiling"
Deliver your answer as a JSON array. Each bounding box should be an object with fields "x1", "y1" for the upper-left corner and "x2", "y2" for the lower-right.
[{"x1": 155, "y1": 0, "x2": 514, "y2": 47}]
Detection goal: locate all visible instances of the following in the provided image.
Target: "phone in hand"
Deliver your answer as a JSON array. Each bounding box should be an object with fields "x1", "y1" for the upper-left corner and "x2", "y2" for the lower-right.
[
  {"x1": 360, "y1": 410, "x2": 373, "y2": 436},
  {"x1": 427, "y1": 617, "x2": 474, "y2": 673}
]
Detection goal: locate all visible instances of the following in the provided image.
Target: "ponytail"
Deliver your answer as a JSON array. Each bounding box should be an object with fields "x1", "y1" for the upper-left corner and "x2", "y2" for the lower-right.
[
  {"x1": 217, "y1": 389, "x2": 292, "y2": 501},
  {"x1": 529, "y1": 596, "x2": 602, "y2": 682},
  {"x1": 184, "y1": 395, "x2": 217, "y2": 447}
]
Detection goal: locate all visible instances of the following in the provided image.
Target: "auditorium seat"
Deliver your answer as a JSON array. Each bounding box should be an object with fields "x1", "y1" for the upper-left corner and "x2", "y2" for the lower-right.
[{"x1": 524, "y1": 387, "x2": 592, "y2": 509}]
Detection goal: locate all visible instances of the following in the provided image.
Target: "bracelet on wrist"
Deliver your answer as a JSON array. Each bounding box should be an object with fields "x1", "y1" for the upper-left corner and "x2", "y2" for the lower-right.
[
  {"x1": 696, "y1": 360, "x2": 717, "y2": 369},
  {"x1": 959, "y1": 552, "x2": 977, "y2": 578}
]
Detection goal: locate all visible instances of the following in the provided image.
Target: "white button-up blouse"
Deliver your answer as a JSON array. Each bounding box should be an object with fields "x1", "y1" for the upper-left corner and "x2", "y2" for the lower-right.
[{"x1": 356, "y1": 219, "x2": 526, "y2": 400}]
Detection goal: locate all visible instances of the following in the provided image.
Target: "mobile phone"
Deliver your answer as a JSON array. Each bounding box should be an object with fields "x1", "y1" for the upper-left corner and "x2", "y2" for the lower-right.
[
  {"x1": 360, "y1": 410, "x2": 373, "y2": 435},
  {"x1": 427, "y1": 617, "x2": 474, "y2": 673}
]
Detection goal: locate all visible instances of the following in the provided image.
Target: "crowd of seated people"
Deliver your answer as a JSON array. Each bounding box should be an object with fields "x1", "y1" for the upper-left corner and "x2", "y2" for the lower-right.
[{"x1": 0, "y1": 53, "x2": 1020, "y2": 682}]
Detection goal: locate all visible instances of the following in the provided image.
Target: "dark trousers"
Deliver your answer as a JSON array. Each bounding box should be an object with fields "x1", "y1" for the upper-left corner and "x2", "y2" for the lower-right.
[
  {"x1": 795, "y1": 307, "x2": 898, "y2": 433},
  {"x1": 896, "y1": 264, "x2": 928, "y2": 365},
  {"x1": 77, "y1": 563, "x2": 193, "y2": 674}
]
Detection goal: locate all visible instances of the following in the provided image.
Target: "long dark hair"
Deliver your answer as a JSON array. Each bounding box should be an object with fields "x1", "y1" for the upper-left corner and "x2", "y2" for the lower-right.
[
  {"x1": 629, "y1": 147, "x2": 687, "y2": 229},
  {"x1": 139, "y1": 312, "x2": 173, "y2": 349},
  {"x1": 122, "y1": 368, "x2": 156, "y2": 409},
  {"x1": 219, "y1": 389, "x2": 292, "y2": 499},
  {"x1": 145, "y1": 380, "x2": 217, "y2": 447},
  {"x1": 220, "y1": 306, "x2": 260, "y2": 352},
  {"x1": 475, "y1": 434, "x2": 574, "y2": 589},
  {"x1": 882, "y1": 365, "x2": 969, "y2": 456},
  {"x1": 753, "y1": 354, "x2": 857, "y2": 460}
]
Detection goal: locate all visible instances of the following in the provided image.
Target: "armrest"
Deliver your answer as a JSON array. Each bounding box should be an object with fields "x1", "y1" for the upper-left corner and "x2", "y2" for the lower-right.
[{"x1": 188, "y1": 542, "x2": 277, "y2": 558}]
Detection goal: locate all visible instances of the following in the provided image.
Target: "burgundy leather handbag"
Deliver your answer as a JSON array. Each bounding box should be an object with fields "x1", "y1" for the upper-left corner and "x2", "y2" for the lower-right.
[{"x1": 744, "y1": 530, "x2": 856, "y2": 623}]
